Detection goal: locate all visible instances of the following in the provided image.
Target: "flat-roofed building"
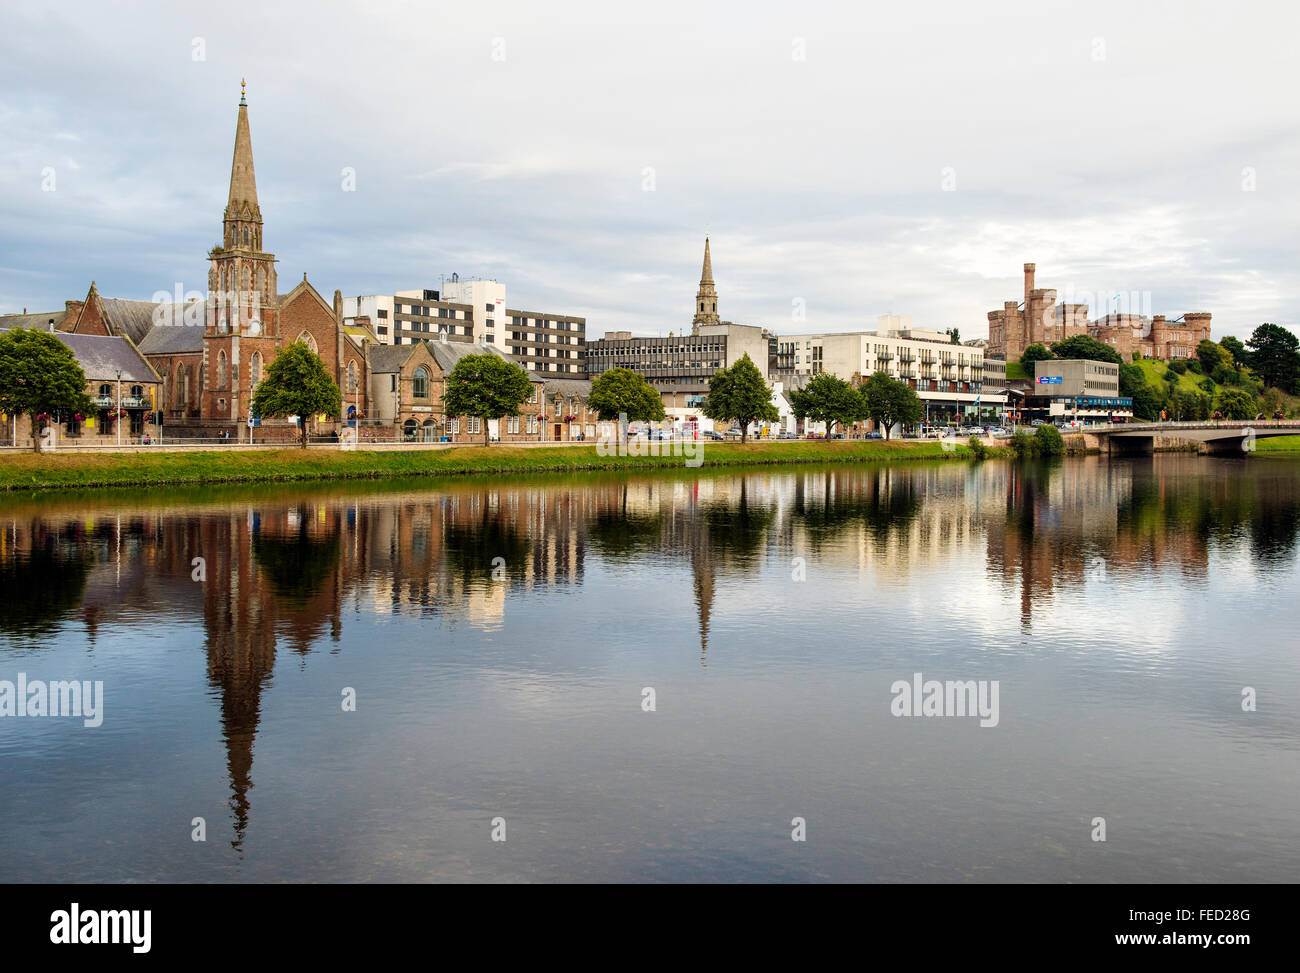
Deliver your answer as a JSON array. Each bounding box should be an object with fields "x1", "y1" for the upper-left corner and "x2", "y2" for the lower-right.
[
  {"x1": 343, "y1": 275, "x2": 585, "y2": 375},
  {"x1": 1029, "y1": 358, "x2": 1132, "y2": 423}
]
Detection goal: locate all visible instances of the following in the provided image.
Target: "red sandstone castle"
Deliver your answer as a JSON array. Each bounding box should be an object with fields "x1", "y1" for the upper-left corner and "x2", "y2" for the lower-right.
[{"x1": 986, "y1": 263, "x2": 1210, "y2": 362}]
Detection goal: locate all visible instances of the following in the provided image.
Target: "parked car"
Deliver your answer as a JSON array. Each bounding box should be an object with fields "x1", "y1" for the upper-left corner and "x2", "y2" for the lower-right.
[
  {"x1": 702, "y1": 430, "x2": 724, "y2": 440},
  {"x1": 866, "y1": 431, "x2": 883, "y2": 440},
  {"x1": 776, "y1": 431, "x2": 797, "y2": 440},
  {"x1": 1030, "y1": 419, "x2": 1046, "y2": 427}
]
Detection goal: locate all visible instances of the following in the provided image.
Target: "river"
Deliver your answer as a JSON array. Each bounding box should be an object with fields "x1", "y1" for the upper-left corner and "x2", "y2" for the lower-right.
[{"x1": 1, "y1": 454, "x2": 1297, "y2": 882}]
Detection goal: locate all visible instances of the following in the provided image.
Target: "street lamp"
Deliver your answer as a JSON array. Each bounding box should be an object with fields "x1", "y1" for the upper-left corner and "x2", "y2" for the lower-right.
[{"x1": 116, "y1": 369, "x2": 122, "y2": 447}]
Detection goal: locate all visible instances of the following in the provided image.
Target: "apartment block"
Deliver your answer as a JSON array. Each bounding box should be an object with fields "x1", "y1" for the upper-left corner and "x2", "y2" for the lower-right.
[
  {"x1": 342, "y1": 275, "x2": 585, "y2": 374},
  {"x1": 782, "y1": 317, "x2": 997, "y2": 420}
]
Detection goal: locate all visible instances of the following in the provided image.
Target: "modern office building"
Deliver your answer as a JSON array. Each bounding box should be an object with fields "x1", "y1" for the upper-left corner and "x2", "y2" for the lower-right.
[
  {"x1": 342, "y1": 276, "x2": 586, "y2": 374},
  {"x1": 1027, "y1": 359, "x2": 1133, "y2": 422}
]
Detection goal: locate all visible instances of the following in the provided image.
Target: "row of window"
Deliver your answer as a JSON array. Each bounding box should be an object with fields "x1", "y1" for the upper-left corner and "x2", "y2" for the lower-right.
[
  {"x1": 589, "y1": 343, "x2": 724, "y2": 356},
  {"x1": 398, "y1": 304, "x2": 466, "y2": 319},
  {"x1": 510, "y1": 316, "x2": 583, "y2": 330}
]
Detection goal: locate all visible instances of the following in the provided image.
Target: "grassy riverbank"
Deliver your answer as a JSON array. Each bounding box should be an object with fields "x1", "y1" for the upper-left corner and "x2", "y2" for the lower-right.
[
  {"x1": 0, "y1": 440, "x2": 987, "y2": 491},
  {"x1": 1255, "y1": 435, "x2": 1300, "y2": 452}
]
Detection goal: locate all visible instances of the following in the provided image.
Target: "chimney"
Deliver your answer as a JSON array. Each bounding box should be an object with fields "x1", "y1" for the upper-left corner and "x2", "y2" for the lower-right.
[{"x1": 440, "y1": 328, "x2": 448, "y2": 344}]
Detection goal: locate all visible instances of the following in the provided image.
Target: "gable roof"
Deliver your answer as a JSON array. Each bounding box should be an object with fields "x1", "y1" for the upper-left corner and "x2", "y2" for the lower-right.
[
  {"x1": 137, "y1": 321, "x2": 205, "y2": 355},
  {"x1": 278, "y1": 276, "x2": 335, "y2": 317},
  {"x1": 58, "y1": 333, "x2": 160, "y2": 383},
  {"x1": 541, "y1": 377, "x2": 592, "y2": 398},
  {"x1": 366, "y1": 343, "x2": 416, "y2": 374},
  {"x1": 425, "y1": 337, "x2": 525, "y2": 374},
  {"x1": 97, "y1": 298, "x2": 165, "y2": 345},
  {"x1": 0, "y1": 326, "x2": 160, "y2": 384}
]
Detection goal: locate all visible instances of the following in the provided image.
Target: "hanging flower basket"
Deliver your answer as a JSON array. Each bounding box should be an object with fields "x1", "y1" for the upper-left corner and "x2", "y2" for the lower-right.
[
  {"x1": 563, "y1": 415, "x2": 578, "y2": 423},
  {"x1": 106, "y1": 408, "x2": 127, "y2": 421},
  {"x1": 35, "y1": 412, "x2": 52, "y2": 423}
]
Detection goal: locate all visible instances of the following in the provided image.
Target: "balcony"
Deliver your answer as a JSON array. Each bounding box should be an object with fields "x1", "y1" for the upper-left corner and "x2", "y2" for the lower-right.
[{"x1": 92, "y1": 395, "x2": 149, "y2": 409}]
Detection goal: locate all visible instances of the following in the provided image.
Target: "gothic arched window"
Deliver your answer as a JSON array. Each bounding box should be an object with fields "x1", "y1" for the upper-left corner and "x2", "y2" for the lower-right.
[
  {"x1": 297, "y1": 331, "x2": 318, "y2": 354},
  {"x1": 412, "y1": 367, "x2": 428, "y2": 398},
  {"x1": 347, "y1": 360, "x2": 356, "y2": 391},
  {"x1": 250, "y1": 352, "x2": 262, "y2": 386},
  {"x1": 217, "y1": 351, "x2": 227, "y2": 388}
]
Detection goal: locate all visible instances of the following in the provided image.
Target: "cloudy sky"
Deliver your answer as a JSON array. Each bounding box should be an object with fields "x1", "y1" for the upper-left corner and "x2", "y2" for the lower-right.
[{"x1": 2, "y1": 0, "x2": 1297, "y2": 342}]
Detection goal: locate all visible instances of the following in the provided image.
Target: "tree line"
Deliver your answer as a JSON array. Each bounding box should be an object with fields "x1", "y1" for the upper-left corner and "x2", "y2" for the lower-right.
[{"x1": 1019, "y1": 325, "x2": 1300, "y2": 421}]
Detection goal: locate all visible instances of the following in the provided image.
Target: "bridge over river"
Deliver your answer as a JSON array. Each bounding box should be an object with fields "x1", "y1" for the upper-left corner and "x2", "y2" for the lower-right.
[{"x1": 1080, "y1": 420, "x2": 1300, "y2": 455}]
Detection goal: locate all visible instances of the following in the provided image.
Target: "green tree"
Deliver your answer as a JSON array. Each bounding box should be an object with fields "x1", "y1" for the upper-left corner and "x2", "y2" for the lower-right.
[
  {"x1": 0, "y1": 328, "x2": 94, "y2": 452},
  {"x1": 442, "y1": 352, "x2": 534, "y2": 447},
  {"x1": 588, "y1": 367, "x2": 665, "y2": 442},
  {"x1": 1211, "y1": 364, "x2": 1237, "y2": 387},
  {"x1": 1245, "y1": 323, "x2": 1300, "y2": 393},
  {"x1": 1020, "y1": 343, "x2": 1054, "y2": 367},
  {"x1": 251, "y1": 340, "x2": 343, "y2": 447},
  {"x1": 945, "y1": 327, "x2": 961, "y2": 344},
  {"x1": 787, "y1": 372, "x2": 865, "y2": 436},
  {"x1": 701, "y1": 354, "x2": 777, "y2": 443},
  {"x1": 1197, "y1": 339, "x2": 1231, "y2": 375},
  {"x1": 860, "y1": 370, "x2": 923, "y2": 440},
  {"x1": 1260, "y1": 387, "x2": 1289, "y2": 418},
  {"x1": 1216, "y1": 388, "x2": 1257, "y2": 420},
  {"x1": 1219, "y1": 335, "x2": 1249, "y2": 368},
  {"x1": 1168, "y1": 388, "x2": 1211, "y2": 421},
  {"x1": 1009, "y1": 429, "x2": 1034, "y2": 458},
  {"x1": 1033, "y1": 424, "x2": 1065, "y2": 456},
  {"x1": 1050, "y1": 334, "x2": 1123, "y2": 365}
]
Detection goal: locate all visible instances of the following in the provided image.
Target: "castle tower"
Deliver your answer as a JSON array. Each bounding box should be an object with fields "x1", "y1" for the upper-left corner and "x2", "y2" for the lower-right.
[
  {"x1": 691, "y1": 237, "x2": 720, "y2": 331},
  {"x1": 205, "y1": 81, "x2": 281, "y2": 429}
]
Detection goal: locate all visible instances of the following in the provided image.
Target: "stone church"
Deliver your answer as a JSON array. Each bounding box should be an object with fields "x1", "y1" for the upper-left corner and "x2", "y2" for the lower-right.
[{"x1": 59, "y1": 85, "x2": 371, "y2": 440}]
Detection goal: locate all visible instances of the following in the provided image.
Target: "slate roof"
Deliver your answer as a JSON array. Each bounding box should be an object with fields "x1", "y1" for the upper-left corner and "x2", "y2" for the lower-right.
[
  {"x1": 367, "y1": 344, "x2": 415, "y2": 374},
  {"x1": 135, "y1": 302, "x2": 206, "y2": 354},
  {"x1": 541, "y1": 377, "x2": 592, "y2": 399},
  {"x1": 0, "y1": 311, "x2": 63, "y2": 331},
  {"x1": 0, "y1": 329, "x2": 160, "y2": 383},
  {"x1": 98, "y1": 298, "x2": 165, "y2": 345},
  {"x1": 137, "y1": 322, "x2": 205, "y2": 355},
  {"x1": 426, "y1": 337, "x2": 519, "y2": 373}
]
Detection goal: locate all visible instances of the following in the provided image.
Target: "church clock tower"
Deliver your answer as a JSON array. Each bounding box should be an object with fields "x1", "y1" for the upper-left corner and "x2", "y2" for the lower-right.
[{"x1": 205, "y1": 81, "x2": 280, "y2": 432}]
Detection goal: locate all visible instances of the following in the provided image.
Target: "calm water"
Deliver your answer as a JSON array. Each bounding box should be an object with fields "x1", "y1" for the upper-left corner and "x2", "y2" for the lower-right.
[{"x1": 1, "y1": 455, "x2": 1298, "y2": 883}]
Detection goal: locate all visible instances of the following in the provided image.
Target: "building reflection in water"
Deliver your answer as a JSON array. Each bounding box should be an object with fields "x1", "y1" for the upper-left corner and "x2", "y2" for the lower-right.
[{"x1": 1, "y1": 456, "x2": 1297, "y2": 848}]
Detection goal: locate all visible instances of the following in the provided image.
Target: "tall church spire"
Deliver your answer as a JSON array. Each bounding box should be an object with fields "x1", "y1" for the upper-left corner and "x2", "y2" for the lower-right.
[
  {"x1": 692, "y1": 236, "x2": 719, "y2": 331},
  {"x1": 224, "y1": 82, "x2": 261, "y2": 243},
  {"x1": 208, "y1": 82, "x2": 277, "y2": 341}
]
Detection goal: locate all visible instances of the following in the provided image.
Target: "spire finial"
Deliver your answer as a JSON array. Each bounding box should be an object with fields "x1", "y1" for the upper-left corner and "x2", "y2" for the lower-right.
[{"x1": 240, "y1": 77, "x2": 246, "y2": 106}]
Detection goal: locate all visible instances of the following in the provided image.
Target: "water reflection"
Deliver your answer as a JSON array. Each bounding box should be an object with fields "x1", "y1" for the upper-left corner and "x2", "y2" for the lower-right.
[{"x1": 1, "y1": 454, "x2": 1298, "y2": 879}]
